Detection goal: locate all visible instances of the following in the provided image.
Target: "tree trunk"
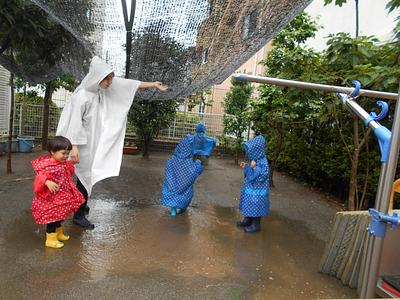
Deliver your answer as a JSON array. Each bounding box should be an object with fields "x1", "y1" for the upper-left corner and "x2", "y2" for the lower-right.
[
  {"x1": 348, "y1": 148, "x2": 359, "y2": 211},
  {"x1": 234, "y1": 138, "x2": 242, "y2": 165},
  {"x1": 359, "y1": 129, "x2": 371, "y2": 210},
  {"x1": 6, "y1": 73, "x2": 15, "y2": 174},
  {"x1": 142, "y1": 133, "x2": 151, "y2": 158},
  {"x1": 347, "y1": 118, "x2": 360, "y2": 211},
  {"x1": 42, "y1": 81, "x2": 54, "y2": 149},
  {"x1": 269, "y1": 124, "x2": 284, "y2": 188},
  {"x1": 234, "y1": 147, "x2": 239, "y2": 165}
]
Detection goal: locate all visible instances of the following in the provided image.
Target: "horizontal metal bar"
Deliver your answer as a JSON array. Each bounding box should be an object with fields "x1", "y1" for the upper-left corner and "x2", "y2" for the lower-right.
[{"x1": 233, "y1": 74, "x2": 399, "y2": 100}]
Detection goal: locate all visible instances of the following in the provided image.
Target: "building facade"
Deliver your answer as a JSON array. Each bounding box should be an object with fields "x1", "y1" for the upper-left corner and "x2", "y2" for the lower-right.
[
  {"x1": 0, "y1": 65, "x2": 10, "y2": 135},
  {"x1": 204, "y1": 42, "x2": 272, "y2": 115}
]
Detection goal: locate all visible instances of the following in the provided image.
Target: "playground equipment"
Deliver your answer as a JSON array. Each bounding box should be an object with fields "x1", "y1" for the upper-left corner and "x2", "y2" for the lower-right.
[
  {"x1": 368, "y1": 178, "x2": 400, "y2": 238},
  {"x1": 233, "y1": 73, "x2": 400, "y2": 299}
]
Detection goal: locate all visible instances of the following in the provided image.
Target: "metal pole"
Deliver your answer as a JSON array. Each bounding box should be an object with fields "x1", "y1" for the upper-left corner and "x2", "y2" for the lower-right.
[
  {"x1": 340, "y1": 96, "x2": 380, "y2": 130},
  {"x1": 233, "y1": 74, "x2": 398, "y2": 100},
  {"x1": 18, "y1": 103, "x2": 22, "y2": 136},
  {"x1": 121, "y1": 0, "x2": 136, "y2": 78},
  {"x1": 360, "y1": 84, "x2": 400, "y2": 298}
]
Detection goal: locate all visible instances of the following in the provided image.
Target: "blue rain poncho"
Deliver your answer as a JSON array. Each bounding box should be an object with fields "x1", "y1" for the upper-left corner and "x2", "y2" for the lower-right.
[
  {"x1": 161, "y1": 135, "x2": 203, "y2": 209},
  {"x1": 239, "y1": 135, "x2": 270, "y2": 217},
  {"x1": 193, "y1": 123, "x2": 216, "y2": 157}
]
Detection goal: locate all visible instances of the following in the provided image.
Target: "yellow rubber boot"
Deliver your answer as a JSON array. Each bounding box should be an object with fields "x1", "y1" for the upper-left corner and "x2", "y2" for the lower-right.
[
  {"x1": 45, "y1": 233, "x2": 64, "y2": 249},
  {"x1": 56, "y1": 226, "x2": 70, "y2": 241}
]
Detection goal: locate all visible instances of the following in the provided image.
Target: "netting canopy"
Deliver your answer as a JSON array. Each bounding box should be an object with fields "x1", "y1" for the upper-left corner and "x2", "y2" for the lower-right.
[{"x1": 3, "y1": 0, "x2": 311, "y2": 100}]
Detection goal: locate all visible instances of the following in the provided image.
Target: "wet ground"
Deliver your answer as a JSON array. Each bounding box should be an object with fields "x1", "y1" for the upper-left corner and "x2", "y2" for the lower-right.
[{"x1": 0, "y1": 151, "x2": 358, "y2": 299}]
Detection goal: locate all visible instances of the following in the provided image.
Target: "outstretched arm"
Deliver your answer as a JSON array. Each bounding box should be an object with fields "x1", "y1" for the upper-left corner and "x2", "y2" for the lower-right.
[{"x1": 139, "y1": 81, "x2": 168, "y2": 92}]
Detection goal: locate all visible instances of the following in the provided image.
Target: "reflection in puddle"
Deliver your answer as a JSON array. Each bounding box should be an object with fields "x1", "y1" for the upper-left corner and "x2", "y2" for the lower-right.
[{"x1": 77, "y1": 197, "x2": 241, "y2": 281}]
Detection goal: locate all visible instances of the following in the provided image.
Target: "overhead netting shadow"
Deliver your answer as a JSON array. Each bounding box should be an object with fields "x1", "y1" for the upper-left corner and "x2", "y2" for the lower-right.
[{"x1": 4, "y1": 0, "x2": 311, "y2": 100}]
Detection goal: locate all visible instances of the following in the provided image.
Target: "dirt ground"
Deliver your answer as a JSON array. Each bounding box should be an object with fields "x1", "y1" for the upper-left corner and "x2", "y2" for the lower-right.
[{"x1": 0, "y1": 150, "x2": 358, "y2": 300}]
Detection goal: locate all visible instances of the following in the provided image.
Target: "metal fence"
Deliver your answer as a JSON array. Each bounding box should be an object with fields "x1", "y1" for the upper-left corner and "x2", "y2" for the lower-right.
[
  {"x1": 11, "y1": 103, "x2": 61, "y2": 138},
  {"x1": 158, "y1": 111, "x2": 227, "y2": 140},
  {"x1": 7, "y1": 103, "x2": 228, "y2": 141}
]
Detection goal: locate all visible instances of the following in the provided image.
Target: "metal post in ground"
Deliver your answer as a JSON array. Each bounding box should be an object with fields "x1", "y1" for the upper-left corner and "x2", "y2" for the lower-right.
[
  {"x1": 121, "y1": 0, "x2": 136, "y2": 78},
  {"x1": 359, "y1": 85, "x2": 400, "y2": 298}
]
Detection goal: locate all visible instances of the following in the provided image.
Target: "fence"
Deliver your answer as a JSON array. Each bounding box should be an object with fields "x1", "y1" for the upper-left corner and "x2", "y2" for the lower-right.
[
  {"x1": 12, "y1": 103, "x2": 61, "y2": 138},
  {"x1": 6, "y1": 103, "x2": 229, "y2": 142},
  {"x1": 157, "y1": 111, "x2": 227, "y2": 140}
]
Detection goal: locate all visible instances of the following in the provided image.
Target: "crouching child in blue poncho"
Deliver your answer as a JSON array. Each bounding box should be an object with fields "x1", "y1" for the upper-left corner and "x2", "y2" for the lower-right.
[
  {"x1": 161, "y1": 135, "x2": 203, "y2": 217},
  {"x1": 237, "y1": 135, "x2": 270, "y2": 233}
]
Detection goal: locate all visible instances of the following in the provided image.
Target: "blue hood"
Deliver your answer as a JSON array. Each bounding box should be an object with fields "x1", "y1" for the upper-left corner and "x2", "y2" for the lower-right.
[
  {"x1": 195, "y1": 123, "x2": 206, "y2": 134},
  {"x1": 193, "y1": 123, "x2": 216, "y2": 157},
  {"x1": 194, "y1": 123, "x2": 206, "y2": 148},
  {"x1": 243, "y1": 135, "x2": 266, "y2": 161},
  {"x1": 174, "y1": 135, "x2": 194, "y2": 159}
]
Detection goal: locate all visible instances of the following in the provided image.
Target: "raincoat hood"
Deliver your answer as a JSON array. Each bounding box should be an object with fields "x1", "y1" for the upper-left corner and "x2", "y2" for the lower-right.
[
  {"x1": 76, "y1": 56, "x2": 114, "y2": 94},
  {"x1": 32, "y1": 154, "x2": 62, "y2": 172},
  {"x1": 195, "y1": 123, "x2": 206, "y2": 134},
  {"x1": 193, "y1": 123, "x2": 216, "y2": 157},
  {"x1": 174, "y1": 135, "x2": 194, "y2": 159},
  {"x1": 243, "y1": 135, "x2": 266, "y2": 161}
]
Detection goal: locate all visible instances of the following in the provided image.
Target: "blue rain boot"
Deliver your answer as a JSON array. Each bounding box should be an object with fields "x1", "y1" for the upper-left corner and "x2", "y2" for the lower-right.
[
  {"x1": 170, "y1": 207, "x2": 177, "y2": 217},
  {"x1": 236, "y1": 217, "x2": 252, "y2": 227},
  {"x1": 244, "y1": 217, "x2": 261, "y2": 233},
  {"x1": 177, "y1": 208, "x2": 186, "y2": 215}
]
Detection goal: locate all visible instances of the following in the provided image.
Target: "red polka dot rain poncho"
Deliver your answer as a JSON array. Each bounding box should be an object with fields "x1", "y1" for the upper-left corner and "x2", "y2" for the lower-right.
[{"x1": 31, "y1": 154, "x2": 85, "y2": 224}]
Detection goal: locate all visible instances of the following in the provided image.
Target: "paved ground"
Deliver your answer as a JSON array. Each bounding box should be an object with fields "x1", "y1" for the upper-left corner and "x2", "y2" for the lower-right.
[{"x1": 0, "y1": 150, "x2": 357, "y2": 299}]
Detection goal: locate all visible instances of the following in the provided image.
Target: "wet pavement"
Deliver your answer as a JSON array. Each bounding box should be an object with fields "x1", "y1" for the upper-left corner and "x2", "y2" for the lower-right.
[{"x1": 0, "y1": 151, "x2": 358, "y2": 299}]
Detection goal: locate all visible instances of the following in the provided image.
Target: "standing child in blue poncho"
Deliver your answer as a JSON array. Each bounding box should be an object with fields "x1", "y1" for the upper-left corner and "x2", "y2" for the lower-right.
[
  {"x1": 237, "y1": 135, "x2": 270, "y2": 233},
  {"x1": 161, "y1": 135, "x2": 203, "y2": 216}
]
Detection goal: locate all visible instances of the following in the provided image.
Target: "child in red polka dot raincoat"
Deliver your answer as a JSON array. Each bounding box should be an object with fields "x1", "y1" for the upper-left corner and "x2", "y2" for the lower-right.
[{"x1": 31, "y1": 136, "x2": 85, "y2": 249}]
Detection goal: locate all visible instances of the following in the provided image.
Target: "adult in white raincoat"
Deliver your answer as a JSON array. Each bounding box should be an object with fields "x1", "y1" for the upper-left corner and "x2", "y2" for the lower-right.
[{"x1": 56, "y1": 56, "x2": 168, "y2": 229}]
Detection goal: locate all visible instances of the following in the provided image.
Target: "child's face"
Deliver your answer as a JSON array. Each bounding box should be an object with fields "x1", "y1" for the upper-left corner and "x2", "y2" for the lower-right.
[{"x1": 51, "y1": 149, "x2": 70, "y2": 162}]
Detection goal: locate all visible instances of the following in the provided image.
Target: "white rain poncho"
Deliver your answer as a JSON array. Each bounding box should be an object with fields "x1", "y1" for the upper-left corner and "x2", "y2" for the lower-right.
[{"x1": 56, "y1": 56, "x2": 140, "y2": 195}]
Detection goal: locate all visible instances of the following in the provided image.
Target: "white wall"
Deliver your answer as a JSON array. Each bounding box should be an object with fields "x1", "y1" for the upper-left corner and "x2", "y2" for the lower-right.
[
  {"x1": 0, "y1": 65, "x2": 10, "y2": 135},
  {"x1": 305, "y1": 0, "x2": 398, "y2": 51}
]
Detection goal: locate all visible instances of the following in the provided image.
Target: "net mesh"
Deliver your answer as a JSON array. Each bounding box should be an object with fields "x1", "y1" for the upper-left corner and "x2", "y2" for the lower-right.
[{"x1": 3, "y1": 0, "x2": 311, "y2": 100}]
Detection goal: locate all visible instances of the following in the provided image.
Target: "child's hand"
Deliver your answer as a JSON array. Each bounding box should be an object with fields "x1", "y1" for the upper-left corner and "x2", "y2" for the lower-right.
[
  {"x1": 251, "y1": 160, "x2": 256, "y2": 169},
  {"x1": 45, "y1": 180, "x2": 59, "y2": 193},
  {"x1": 240, "y1": 162, "x2": 246, "y2": 169}
]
